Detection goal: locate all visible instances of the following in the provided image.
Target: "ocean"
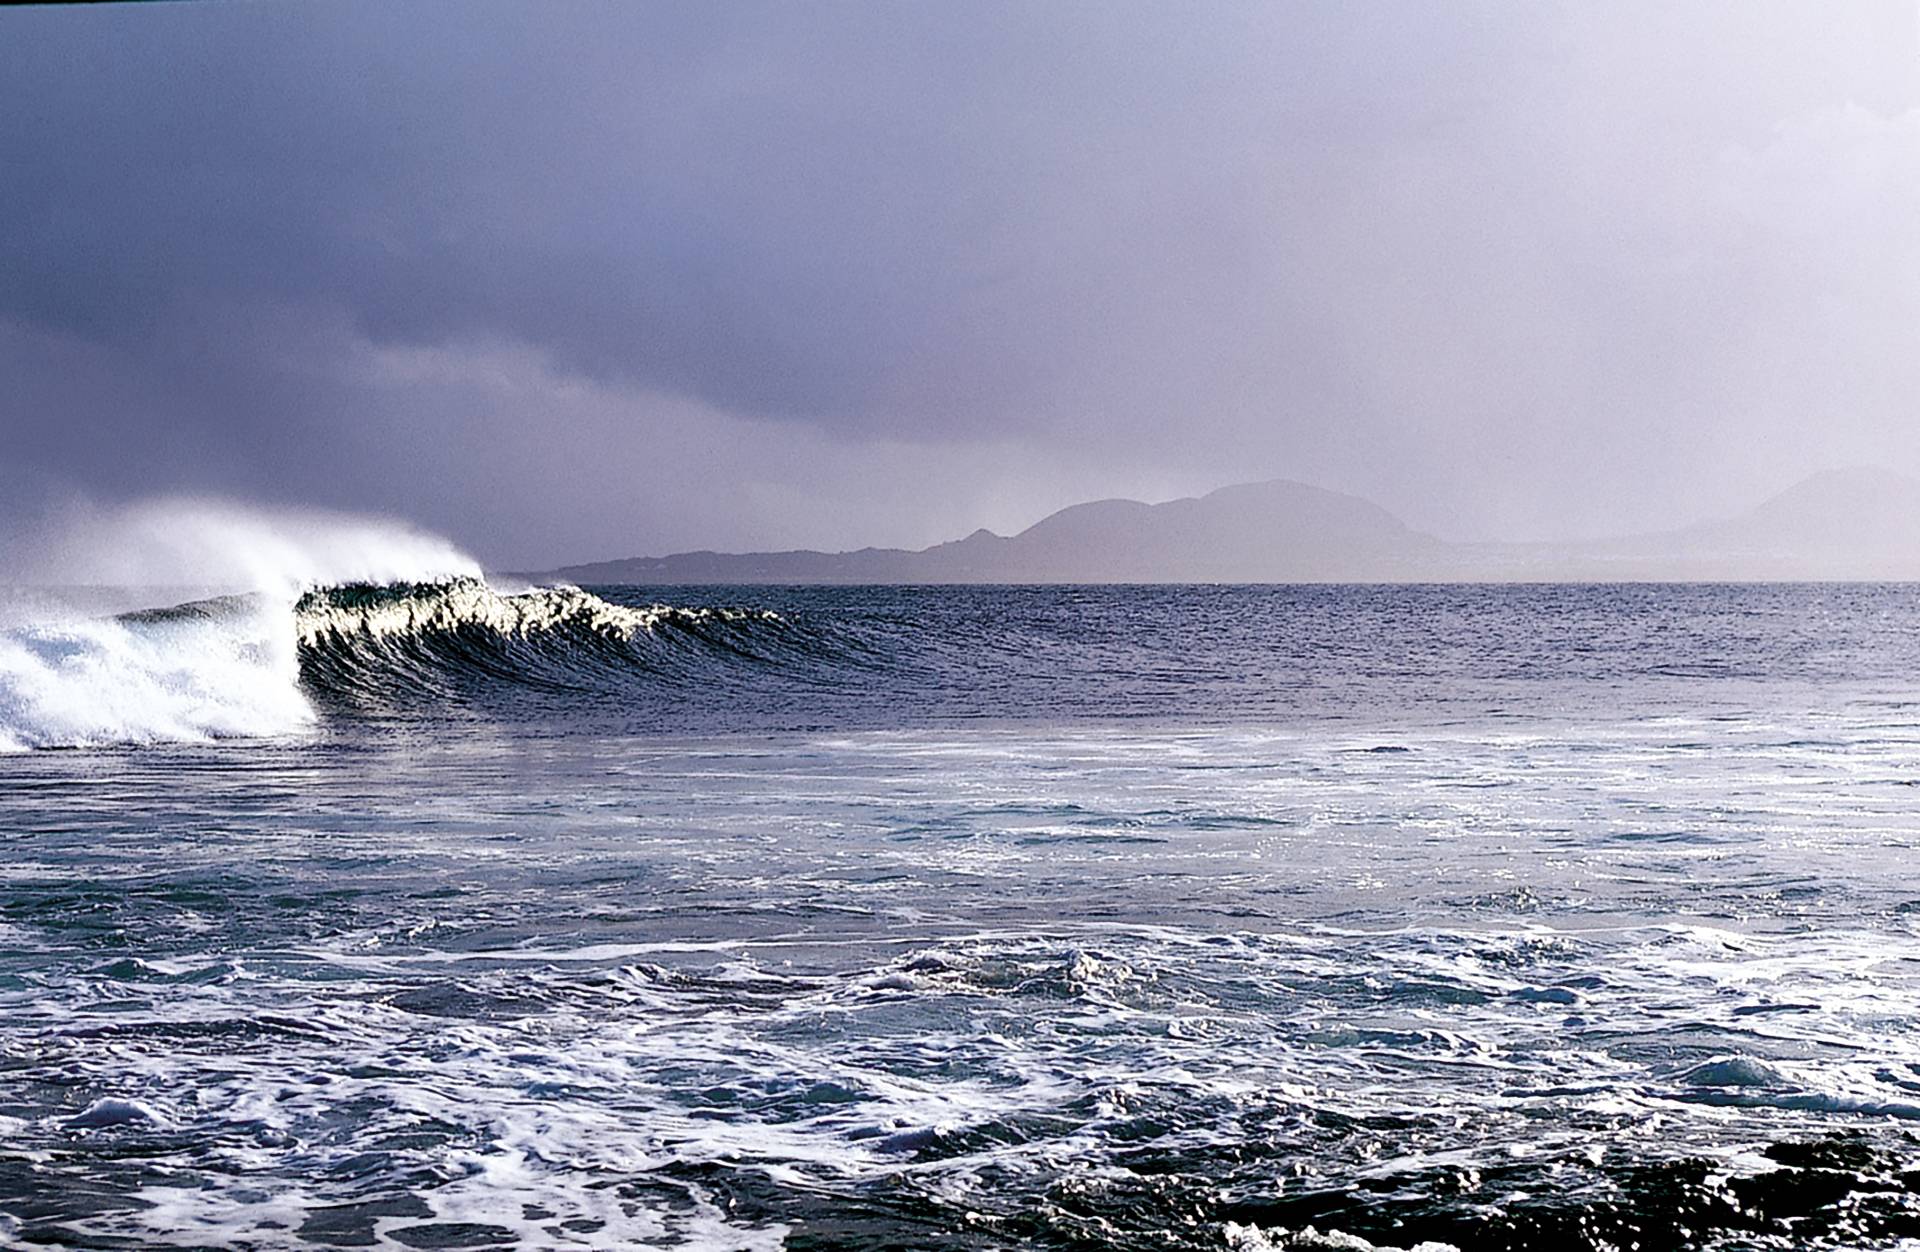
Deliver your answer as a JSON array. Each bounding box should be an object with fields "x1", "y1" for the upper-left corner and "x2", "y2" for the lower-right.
[{"x1": 5, "y1": 580, "x2": 1920, "y2": 1250}]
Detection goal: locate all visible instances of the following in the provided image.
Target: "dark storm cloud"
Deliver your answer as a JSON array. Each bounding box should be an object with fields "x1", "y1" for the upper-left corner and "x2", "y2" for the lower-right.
[
  {"x1": 0, "y1": 1, "x2": 1915, "y2": 565},
  {"x1": 4, "y1": 2, "x2": 1437, "y2": 424},
  {"x1": 10, "y1": 2, "x2": 1078, "y2": 419}
]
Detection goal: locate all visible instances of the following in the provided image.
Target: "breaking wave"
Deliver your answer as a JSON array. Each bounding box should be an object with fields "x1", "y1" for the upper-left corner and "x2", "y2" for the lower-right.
[
  {"x1": 293, "y1": 579, "x2": 791, "y2": 704},
  {"x1": 0, "y1": 579, "x2": 795, "y2": 750}
]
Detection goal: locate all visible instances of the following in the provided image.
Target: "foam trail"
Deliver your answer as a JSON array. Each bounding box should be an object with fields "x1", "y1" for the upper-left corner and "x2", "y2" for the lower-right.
[{"x1": 0, "y1": 498, "x2": 484, "y2": 750}]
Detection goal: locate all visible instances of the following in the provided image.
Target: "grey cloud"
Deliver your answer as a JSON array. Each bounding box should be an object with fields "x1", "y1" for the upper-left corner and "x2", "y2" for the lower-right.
[{"x1": 0, "y1": 1, "x2": 1914, "y2": 565}]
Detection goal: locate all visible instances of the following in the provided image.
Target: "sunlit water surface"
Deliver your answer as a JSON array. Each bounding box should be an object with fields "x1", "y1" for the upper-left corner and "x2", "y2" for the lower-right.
[{"x1": 5, "y1": 584, "x2": 1920, "y2": 1251}]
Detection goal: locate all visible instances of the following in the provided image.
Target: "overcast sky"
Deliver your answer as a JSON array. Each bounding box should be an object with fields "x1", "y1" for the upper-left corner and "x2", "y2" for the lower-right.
[{"x1": 1, "y1": 1, "x2": 1915, "y2": 569}]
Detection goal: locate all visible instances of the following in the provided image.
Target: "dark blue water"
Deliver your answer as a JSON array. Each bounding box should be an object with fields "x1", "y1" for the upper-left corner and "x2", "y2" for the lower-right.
[{"x1": 5, "y1": 583, "x2": 1920, "y2": 1250}]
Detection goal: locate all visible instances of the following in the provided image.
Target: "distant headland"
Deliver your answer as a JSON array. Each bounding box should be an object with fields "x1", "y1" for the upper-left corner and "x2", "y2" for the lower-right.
[{"x1": 534, "y1": 468, "x2": 1920, "y2": 584}]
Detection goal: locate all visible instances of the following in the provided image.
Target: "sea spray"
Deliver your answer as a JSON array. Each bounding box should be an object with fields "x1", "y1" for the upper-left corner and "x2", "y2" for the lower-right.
[{"x1": 34, "y1": 497, "x2": 482, "y2": 598}]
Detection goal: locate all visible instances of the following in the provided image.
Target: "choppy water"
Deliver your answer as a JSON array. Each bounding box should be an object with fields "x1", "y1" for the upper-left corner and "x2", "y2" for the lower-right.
[{"x1": 6, "y1": 583, "x2": 1920, "y2": 1250}]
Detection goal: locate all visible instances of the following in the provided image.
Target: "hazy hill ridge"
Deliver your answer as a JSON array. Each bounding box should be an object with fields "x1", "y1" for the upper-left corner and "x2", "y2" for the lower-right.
[{"x1": 540, "y1": 469, "x2": 1920, "y2": 584}]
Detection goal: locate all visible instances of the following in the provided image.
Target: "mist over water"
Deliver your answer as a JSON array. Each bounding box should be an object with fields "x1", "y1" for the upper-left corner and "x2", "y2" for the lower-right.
[
  {"x1": 21, "y1": 497, "x2": 482, "y2": 596},
  {"x1": 6, "y1": 578, "x2": 1920, "y2": 1249}
]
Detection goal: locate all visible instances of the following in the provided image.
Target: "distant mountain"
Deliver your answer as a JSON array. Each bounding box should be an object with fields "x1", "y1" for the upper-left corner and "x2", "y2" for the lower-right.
[
  {"x1": 1672, "y1": 467, "x2": 1920, "y2": 571},
  {"x1": 1498, "y1": 467, "x2": 1920, "y2": 581},
  {"x1": 543, "y1": 480, "x2": 1445, "y2": 584},
  {"x1": 536, "y1": 469, "x2": 1920, "y2": 584}
]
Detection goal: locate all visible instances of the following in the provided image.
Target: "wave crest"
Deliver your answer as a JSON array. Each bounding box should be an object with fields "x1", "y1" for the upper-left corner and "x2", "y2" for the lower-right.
[{"x1": 295, "y1": 580, "x2": 774, "y2": 647}]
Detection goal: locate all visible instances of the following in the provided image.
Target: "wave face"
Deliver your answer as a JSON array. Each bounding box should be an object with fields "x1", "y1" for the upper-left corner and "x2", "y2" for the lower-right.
[
  {"x1": 0, "y1": 579, "x2": 790, "y2": 750},
  {"x1": 293, "y1": 579, "x2": 790, "y2": 706}
]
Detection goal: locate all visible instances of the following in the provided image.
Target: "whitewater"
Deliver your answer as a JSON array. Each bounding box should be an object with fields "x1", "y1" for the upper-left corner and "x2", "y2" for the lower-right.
[{"x1": 5, "y1": 527, "x2": 1920, "y2": 1250}]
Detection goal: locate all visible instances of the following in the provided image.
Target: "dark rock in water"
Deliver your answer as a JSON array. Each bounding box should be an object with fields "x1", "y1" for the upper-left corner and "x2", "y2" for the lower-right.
[
  {"x1": 1764, "y1": 1134, "x2": 1884, "y2": 1173},
  {"x1": 1731, "y1": 1167, "x2": 1877, "y2": 1223}
]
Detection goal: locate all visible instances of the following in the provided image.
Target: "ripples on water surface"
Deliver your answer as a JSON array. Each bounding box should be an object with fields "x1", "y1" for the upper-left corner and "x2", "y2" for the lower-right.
[{"x1": 6, "y1": 584, "x2": 1920, "y2": 1250}]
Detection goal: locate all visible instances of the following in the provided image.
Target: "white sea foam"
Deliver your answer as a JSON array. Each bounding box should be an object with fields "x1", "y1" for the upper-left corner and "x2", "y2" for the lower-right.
[
  {"x1": 0, "y1": 602, "x2": 312, "y2": 750},
  {"x1": 1225, "y1": 1225, "x2": 1461, "y2": 1252},
  {"x1": 63, "y1": 1097, "x2": 164, "y2": 1131},
  {"x1": 0, "y1": 497, "x2": 484, "y2": 750}
]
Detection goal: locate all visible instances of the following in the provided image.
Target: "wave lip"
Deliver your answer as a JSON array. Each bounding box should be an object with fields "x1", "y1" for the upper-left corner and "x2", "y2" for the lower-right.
[{"x1": 293, "y1": 579, "x2": 769, "y2": 646}]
